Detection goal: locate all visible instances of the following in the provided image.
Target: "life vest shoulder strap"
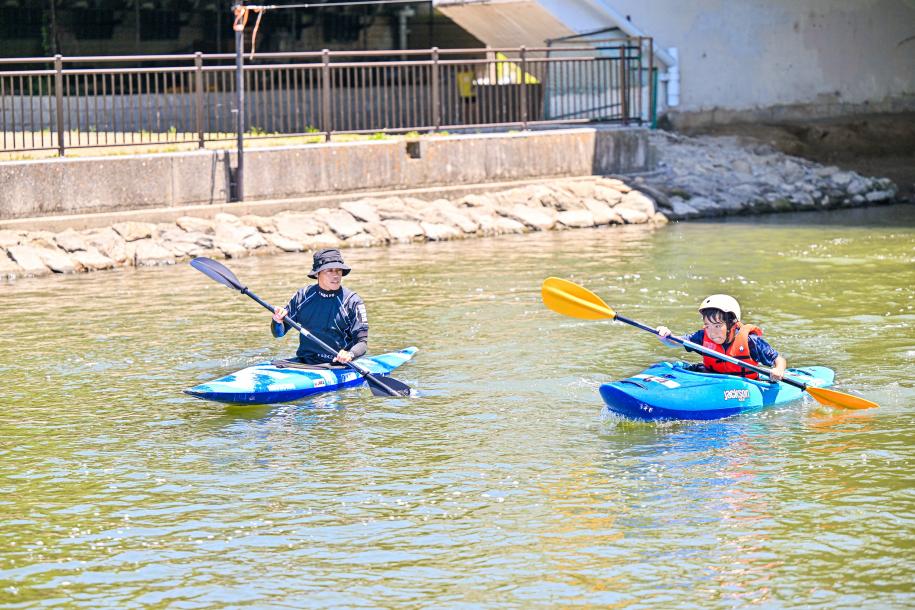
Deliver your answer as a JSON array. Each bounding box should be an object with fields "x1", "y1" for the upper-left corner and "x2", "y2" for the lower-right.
[
  {"x1": 733, "y1": 323, "x2": 762, "y2": 342},
  {"x1": 725, "y1": 323, "x2": 762, "y2": 359}
]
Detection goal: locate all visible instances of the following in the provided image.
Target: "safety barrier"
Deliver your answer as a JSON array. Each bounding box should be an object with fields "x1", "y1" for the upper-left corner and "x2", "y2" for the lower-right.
[{"x1": 0, "y1": 41, "x2": 654, "y2": 156}]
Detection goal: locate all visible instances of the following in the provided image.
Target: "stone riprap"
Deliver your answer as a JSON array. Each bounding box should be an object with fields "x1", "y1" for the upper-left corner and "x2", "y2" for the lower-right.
[
  {"x1": 644, "y1": 131, "x2": 899, "y2": 219},
  {"x1": 0, "y1": 177, "x2": 666, "y2": 279},
  {"x1": 1, "y1": 131, "x2": 904, "y2": 280}
]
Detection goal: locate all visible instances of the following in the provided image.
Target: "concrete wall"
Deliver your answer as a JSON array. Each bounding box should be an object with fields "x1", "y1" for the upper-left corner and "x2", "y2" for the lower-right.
[
  {"x1": 0, "y1": 127, "x2": 653, "y2": 221},
  {"x1": 602, "y1": 0, "x2": 915, "y2": 122},
  {"x1": 436, "y1": 0, "x2": 915, "y2": 124}
]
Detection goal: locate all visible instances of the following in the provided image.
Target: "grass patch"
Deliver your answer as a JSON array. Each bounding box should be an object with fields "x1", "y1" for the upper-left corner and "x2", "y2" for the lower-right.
[{"x1": 0, "y1": 129, "x2": 458, "y2": 161}]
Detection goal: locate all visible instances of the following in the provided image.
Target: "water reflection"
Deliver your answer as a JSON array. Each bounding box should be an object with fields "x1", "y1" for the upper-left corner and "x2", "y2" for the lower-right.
[
  {"x1": 0, "y1": 207, "x2": 912, "y2": 607},
  {"x1": 540, "y1": 419, "x2": 776, "y2": 605}
]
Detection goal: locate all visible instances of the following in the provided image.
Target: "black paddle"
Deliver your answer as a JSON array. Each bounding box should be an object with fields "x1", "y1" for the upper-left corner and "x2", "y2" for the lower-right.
[{"x1": 190, "y1": 256, "x2": 412, "y2": 397}]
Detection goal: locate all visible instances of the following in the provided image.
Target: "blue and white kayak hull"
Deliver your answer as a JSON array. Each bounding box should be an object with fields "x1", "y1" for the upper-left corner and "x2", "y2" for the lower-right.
[
  {"x1": 599, "y1": 361, "x2": 835, "y2": 421},
  {"x1": 185, "y1": 347, "x2": 417, "y2": 404}
]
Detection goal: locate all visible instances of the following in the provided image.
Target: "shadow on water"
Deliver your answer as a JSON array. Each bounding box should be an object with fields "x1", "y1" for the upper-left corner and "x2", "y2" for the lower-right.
[{"x1": 698, "y1": 202, "x2": 915, "y2": 228}]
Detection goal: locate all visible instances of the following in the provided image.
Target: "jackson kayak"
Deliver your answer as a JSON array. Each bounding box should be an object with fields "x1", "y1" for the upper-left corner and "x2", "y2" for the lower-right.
[
  {"x1": 185, "y1": 347, "x2": 417, "y2": 404},
  {"x1": 599, "y1": 361, "x2": 835, "y2": 421}
]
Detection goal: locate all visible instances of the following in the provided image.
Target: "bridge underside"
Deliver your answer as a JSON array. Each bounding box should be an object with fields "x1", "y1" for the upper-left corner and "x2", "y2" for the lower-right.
[{"x1": 435, "y1": 1, "x2": 579, "y2": 49}]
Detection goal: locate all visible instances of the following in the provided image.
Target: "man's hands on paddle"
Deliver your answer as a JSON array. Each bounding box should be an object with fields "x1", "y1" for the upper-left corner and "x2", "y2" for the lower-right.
[
  {"x1": 272, "y1": 307, "x2": 287, "y2": 323},
  {"x1": 272, "y1": 306, "x2": 352, "y2": 363},
  {"x1": 334, "y1": 349, "x2": 354, "y2": 364}
]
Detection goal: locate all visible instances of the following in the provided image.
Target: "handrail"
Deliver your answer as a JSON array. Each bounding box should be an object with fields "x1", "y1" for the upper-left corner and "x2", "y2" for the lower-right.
[
  {"x1": 0, "y1": 40, "x2": 654, "y2": 157},
  {"x1": 0, "y1": 45, "x2": 637, "y2": 67}
]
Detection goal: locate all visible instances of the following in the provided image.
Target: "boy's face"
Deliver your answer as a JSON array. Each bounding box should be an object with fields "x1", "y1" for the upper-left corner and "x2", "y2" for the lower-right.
[
  {"x1": 317, "y1": 268, "x2": 343, "y2": 291},
  {"x1": 702, "y1": 315, "x2": 729, "y2": 345}
]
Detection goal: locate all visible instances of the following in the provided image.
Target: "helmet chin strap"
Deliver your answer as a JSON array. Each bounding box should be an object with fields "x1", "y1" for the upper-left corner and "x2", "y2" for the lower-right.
[{"x1": 726, "y1": 321, "x2": 739, "y2": 344}]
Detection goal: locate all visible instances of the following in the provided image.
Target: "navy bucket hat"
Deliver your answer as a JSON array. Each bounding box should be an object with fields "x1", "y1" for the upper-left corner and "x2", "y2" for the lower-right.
[{"x1": 308, "y1": 248, "x2": 351, "y2": 279}]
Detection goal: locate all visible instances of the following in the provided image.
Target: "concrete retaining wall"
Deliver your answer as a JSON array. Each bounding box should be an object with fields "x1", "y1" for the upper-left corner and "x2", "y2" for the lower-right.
[{"x1": 0, "y1": 127, "x2": 653, "y2": 221}]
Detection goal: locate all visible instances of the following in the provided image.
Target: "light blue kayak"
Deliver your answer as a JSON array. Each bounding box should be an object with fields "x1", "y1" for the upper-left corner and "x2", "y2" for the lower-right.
[
  {"x1": 185, "y1": 347, "x2": 417, "y2": 404},
  {"x1": 599, "y1": 361, "x2": 835, "y2": 421}
]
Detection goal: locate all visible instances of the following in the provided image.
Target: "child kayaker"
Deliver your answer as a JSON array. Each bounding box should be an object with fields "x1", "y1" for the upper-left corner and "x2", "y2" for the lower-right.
[{"x1": 656, "y1": 294, "x2": 787, "y2": 381}]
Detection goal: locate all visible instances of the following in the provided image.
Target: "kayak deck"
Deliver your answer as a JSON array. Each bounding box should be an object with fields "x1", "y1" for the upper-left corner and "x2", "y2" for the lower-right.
[
  {"x1": 185, "y1": 347, "x2": 417, "y2": 404},
  {"x1": 599, "y1": 361, "x2": 835, "y2": 421}
]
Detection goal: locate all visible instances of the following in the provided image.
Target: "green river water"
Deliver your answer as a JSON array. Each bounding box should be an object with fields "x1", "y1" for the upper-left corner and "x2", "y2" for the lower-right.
[{"x1": 1, "y1": 204, "x2": 913, "y2": 609}]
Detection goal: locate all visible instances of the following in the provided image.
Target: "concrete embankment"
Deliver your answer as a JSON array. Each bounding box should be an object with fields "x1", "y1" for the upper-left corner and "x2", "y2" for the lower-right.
[
  {"x1": 0, "y1": 126, "x2": 903, "y2": 280},
  {"x1": 0, "y1": 128, "x2": 652, "y2": 220}
]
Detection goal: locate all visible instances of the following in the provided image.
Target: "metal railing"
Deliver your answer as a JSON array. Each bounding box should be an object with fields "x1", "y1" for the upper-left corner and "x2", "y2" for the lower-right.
[{"x1": 0, "y1": 41, "x2": 654, "y2": 156}]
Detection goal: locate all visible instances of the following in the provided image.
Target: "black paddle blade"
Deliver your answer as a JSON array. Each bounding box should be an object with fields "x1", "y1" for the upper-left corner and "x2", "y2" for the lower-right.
[
  {"x1": 364, "y1": 373, "x2": 413, "y2": 397},
  {"x1": 190, "y1": 257, "x2": 245, "y2": 292}
]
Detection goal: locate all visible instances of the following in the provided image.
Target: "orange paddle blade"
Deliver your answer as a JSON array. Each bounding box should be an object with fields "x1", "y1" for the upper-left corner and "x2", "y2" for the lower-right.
[
  {"x1": 541, "y1": 277, "x2": 616, "y2": 321},
  {"x1": 806, "y1": 385, "x2": 879, "y2": 410}
]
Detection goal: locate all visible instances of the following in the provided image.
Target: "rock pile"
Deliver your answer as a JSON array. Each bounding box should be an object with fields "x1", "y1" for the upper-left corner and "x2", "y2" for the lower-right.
[
  {"x1": 0, "y1": 177, "x2": 665, "y2": 279},
  {"x1": 645, "y1": 131, "x2": 898, "y2": 219}
]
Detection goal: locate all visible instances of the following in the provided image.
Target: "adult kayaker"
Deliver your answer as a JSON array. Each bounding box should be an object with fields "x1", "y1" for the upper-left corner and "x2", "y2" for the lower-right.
[
  {"x1": 271, "y1": 248, "x2": 368, "y2": 366},
  {"x1": 656, "y1": 294, "x2": 787, "y2": 381}
]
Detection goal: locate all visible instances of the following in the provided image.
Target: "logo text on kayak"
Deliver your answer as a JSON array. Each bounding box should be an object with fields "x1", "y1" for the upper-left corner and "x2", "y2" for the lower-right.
[{"x1": 723, "y1": 389, "x2": 751, "y2": 401}]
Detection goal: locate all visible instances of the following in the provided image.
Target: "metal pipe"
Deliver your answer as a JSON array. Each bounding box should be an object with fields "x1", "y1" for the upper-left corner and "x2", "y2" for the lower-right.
[
  {"x1": 321, "y1": 49, "x2": 331, "y2": 141},
  {"x1": 54, "y1": 55, "x2": 64, "y2": 156},
  {"x1": 666, "y1": 47, "x2": 680, "y2": 108},
  {"x1": 234, "y1": 22, "x2": 245, "y2": 201},
  {"x1": 195, "y1": 52, "x2": 205, "y2": 148},
  {"x1": 398, "y1": 6, "x2": 415, "y2": 61}
]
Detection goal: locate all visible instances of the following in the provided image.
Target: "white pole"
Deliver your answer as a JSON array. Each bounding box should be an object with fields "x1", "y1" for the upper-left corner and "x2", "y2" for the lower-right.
[{"x1": 666, "y1": 46, "x2": 679, "y2": 108}]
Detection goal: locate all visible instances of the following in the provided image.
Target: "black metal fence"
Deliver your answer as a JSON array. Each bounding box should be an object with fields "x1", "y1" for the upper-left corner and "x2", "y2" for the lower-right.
[{"x1": 0, "y1": 41, "x2": 654, "y2": 155}]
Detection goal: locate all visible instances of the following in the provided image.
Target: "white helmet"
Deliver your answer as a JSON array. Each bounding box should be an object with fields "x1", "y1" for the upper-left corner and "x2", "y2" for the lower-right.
[{"x1": 699, "y1": 294, "x2": 741, "y2": 321}]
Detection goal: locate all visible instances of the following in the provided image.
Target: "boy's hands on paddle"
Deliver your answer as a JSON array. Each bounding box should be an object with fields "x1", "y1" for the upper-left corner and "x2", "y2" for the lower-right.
[
  {"x1": 768, "y1": 356, "x2": 788, "y2": 382},
  {"x1": 272, "y1": 307, "x2": 287, "y2": 323},
  {"x1": 656, "y1": 326, "x2": 679, "y2": 347}
]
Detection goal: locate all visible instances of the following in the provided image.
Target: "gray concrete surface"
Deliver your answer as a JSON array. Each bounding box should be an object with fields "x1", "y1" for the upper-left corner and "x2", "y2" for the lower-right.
[{"x1": 0, "y1": 127, "x2": 653, "y2": 225}]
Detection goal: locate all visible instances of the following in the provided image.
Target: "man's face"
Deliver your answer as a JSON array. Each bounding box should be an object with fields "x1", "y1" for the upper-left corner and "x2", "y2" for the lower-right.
[{"x1": 317, "y1": 268, "x2": 343, "y2": 291}]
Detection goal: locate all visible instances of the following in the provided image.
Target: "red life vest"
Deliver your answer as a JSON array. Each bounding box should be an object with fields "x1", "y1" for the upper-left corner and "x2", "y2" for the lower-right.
[{"x1": 702, "y1": 323, "x2": 763, "y2": 379}]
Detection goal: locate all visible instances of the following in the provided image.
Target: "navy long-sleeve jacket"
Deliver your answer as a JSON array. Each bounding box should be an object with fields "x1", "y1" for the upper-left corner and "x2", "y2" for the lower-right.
[{"x1": 271, "y1": 285, "x2": 368, "y2": 364}]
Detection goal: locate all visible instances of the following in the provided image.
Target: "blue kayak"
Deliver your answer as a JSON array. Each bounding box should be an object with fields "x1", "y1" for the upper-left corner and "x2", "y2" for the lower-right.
[
  {"x1": 185, "y1": 347, "x2": 417, "y2": 404},
  {"x1": 599, "y1": 361, "x2": 835, "y2": 421}
]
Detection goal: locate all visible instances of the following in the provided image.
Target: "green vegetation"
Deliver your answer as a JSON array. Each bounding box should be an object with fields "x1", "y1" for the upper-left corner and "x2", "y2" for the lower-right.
[{"x1": 0, "y1": 128, "x2": 467, "y2": 161}]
